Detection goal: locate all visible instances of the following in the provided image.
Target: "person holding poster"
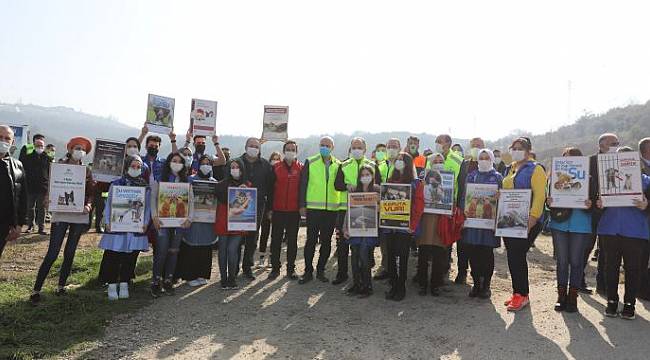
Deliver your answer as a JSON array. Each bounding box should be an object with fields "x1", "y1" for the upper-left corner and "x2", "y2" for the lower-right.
[
  {"x1": 374, "y1": 138, "x2": 401, "y2": 281},
  {"x1": 597, "y1": 146, "x2": 650, "y2": 320},
  {"x1": 214, "y1": 158, "x2": 251, "y2": 290},
  {"x1": 138, "y1": 122, "x2": 179, "y2": 182},
  {"x1": 98, "y1": 156, "x2": 151, "y2": 300},
  {"x1": 149, "y1": 153, "x2": 191, "y2": 298},
  {"x1": 383, "y1": 152, "x2": 424, "y2": 301},
  {"x1": 501, "y1": 137, "x2": 547, "y2": 312},
  {"x1": 458, "y1": 149, "x2": 503, "y2": 299},
  {"x1": 175, "y1": 155, "x2": 217, "y2": 287},
  {"x1": 31, "y1": 136, "x2": 96, "y2": 303},
  {"x1": 342, "y1": 165, "x2": 380, "y2": 298}
]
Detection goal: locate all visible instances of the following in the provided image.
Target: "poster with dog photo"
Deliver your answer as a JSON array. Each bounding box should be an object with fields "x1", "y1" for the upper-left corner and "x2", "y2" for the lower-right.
[
  {"x1": 261, "y1": 105, "x2": 289, "y2": 141},
  {"x1": 495, "y1": 189, "x2": 531, "y2": 239},
  {"x1": 157, "y1": 182, "x2": 190, "y2": 228},
  {"x1": 597, "y1": 152, "x2": 643, "y2": 207},
  {"x1": 550, "y1": 156, "x2": 589, "y2": 209},
  {"x1": 464, "y1": 183, "x2": 498, "y2": 230},
  {"x1": 109, "y1": 186, "x2": 147, "y2": 233},
  {"x1": 191, "y1": 180, "x2": 218, "y2": 223},
  {"x1": 92, "y1": 139, "x2": 126, "y2": 183},
  {"x1": 146, "y1": 94, "x2": 175, "y2": 134},
  {"x1": 190, "y1": 99, "x2": 217, "y2": 137},
  {"x1": 227, "y1": 187, "x2": 258, "y2": 231},
  {"x1": 48, "y1": 163, "x2": 87, "y2": 213}
]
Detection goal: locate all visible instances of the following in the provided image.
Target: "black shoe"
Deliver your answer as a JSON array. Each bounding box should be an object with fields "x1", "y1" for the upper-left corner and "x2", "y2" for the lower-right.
[
  {"x1": 299, "y1": 273, "x2": 313, "y2": 284},
  {"x1": 358, "y1": 287, "x2": 372, "y2": 299},
  {"x1": 454, "y1": 272, "x2": 467, "y2": 285},
  {"x1": 385, "y1": 286, "x2": 397, "y2": 300},
  {"x1": 604, "y1": 301, "x2": 618, "y2": 317},
  {"x1": 228, "y1": 279, "x2": 239, "y2": 290},
  {"x1": 373, "y1": 271, "x2": 389, "y2": 280},
  {"x1": 286, "y1": 272, "x2": 299, "y2": 280},
  {"x1": 220, "y1": 280, "x2": 228, "y2": 290},
  {"x1": 620, "y1": 303, "x2": 635, "y2": 320},
  {"x1": 162, "y1": 280, "x2": 175, "y2": 295},
  {"x1": 430, "y1": 287, "x2": 440, "y2": 297},
  {"x1": 418, "y1": 287, "x2": 427, "y2": 296},
  {"x1": 151, "y1": 284, "x2": 163, "y2": 298},
  {"x1": 346, "y1": 284, "x2": 360, "y2": 295},
  {"x1": 267, "y1": 271, "x2": 280, "y2": 280},
  {"x1": 468, "y1": 284, "x2": 480, "y2": 298},
  {"x1": 332, "y1": 276, "x2": 348, "y2": 285},
  {"x1": 54, "y1": 287, "x2": 66, "y2": 296},
  {"x1": 29, "y1": 292, "x2": 41, "y2": 304},
  {"x1": 393, "y1": 287, "x2": 406, "y2": 301},
  {"x1": 478, "y1": 288, "x2": 492, "y2": 299},
  {"x1": 578, "y1": 286, "x2": 593, "y2": 295},
  {"x1": 316, "y1": 273, "x2": 329, "y2": 283},
  {"x1": 243, "y1": 271, "x2": 256, "y2": 281}
]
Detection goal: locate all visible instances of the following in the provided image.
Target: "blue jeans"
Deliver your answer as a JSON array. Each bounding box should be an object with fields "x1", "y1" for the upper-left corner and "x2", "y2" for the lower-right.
[
  {"x1": 218, "y1": 235, "x2": 242, "y2": 282},
  {"x1": 33, "y1": 222, "x2": 85, "y2": 291},
  {"x1": 551, "y1": 230, "x2": 590, "y2": 288},
  {"x1": 351, "y1": 243, "x2": 372, "y2": 289},
  {"x1": 153, "y1": 229, "x2": 182, "y2": 283}
]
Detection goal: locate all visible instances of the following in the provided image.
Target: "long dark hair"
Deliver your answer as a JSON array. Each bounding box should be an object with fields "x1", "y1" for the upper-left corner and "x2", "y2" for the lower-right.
[
  {"x1": 355, "y1": 165, "x2": 376, "y2": 192},
  {"x1": 161, "y1": 152, "x2": 189, "y2": 182},
  {"x1": 389, "y1": 152, "x2": 416, "y2": 184}
]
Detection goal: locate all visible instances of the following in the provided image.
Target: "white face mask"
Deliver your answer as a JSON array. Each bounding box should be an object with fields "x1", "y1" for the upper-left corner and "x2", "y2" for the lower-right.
[
  {"x1": 494, "y1": 156, "x2": 501, "y2": 164},
  {"x1": 270, "y1": 160, "x2": 279, "y2": 166},
  {"x1": 351, "y1": 149, "x2": 364, "y2": 160},
  {"x1": 387, "y1": 148, "x2": 399, "y2": 160},
  {"x1": 0, "y1": 141, "x2": 11, "y2": 154},
  {"x1": 607, "y1": 146, "x2": 618, "y2": 154},
  {"x1": 246, "y1": 147, "x2": 259, "y2": 158},
  {"x1": 200, "y1": 164, "x2": 212, "y2": 175},
  {"x1": 170, "y1": 162, "x2": 184, "y2": 174},
  {"x1": 360, "y1": 175, "x2": 373, "y2": 185},
  {"x1": 510, "y1": 149, "x2": 525, "y2": 162},
  {"x1": 183, "y1": 155, "x2": 193, "y2": 168},
  {"x1": 431, "y1": 163, "x2": 444, "y2": 171},
  {"x1": 470, "y1": 147, "x2": 480, "y2": 160},
  {"x1": 35, "y1": 147, "x2": 45, "y2": 154},
  {"x1": 127, "y1": 167, "x2": 141, "y2": 178},
  {"x1": 72, "y1": 149, "x2": 86, "y2": 161},
  {"x1": 394, "y1": 160, "x2": 405, "y2": 171},
  {"x1": 284, "y1": 151, "x2": 297, "y2": 162},
  {"x1": 435, "y1": 143, "x2": 444, "y2": 154},
  {"x1": 126, "y1": 147, "x2": 139, "y2": 157},
  {"x1": 478, "y1": 160, "x2": 493, "y2": 172},
  {"x1": 230, "y1": 168, "x2": 241, "y2": 179}
]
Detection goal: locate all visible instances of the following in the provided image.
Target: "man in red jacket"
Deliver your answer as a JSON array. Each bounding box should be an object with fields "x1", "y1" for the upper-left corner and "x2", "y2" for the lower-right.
[{"x1": 267, "y1": 140, "x2": 304, "y2": 280}]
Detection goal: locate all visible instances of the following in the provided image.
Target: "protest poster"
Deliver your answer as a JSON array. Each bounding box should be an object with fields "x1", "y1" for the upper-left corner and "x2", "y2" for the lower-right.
[
  {"x1": 190, "y1": 99, "x2": 217, "y2": 136},
  {"x1": 423, "y1": 169, "x2": 454, "y2": 215},
  {"x1": 48, "y1": 163, "x2": 87, "y2": 213},
  {"x1": 348, "y1": 192, "x2": 379, "y2": 237},
  {"x1": 157, "y1": 182, "x2": 190, "y2": 228},
  {"x1": 463, "y1": 183, "x2": 498, "y2": 230},
  {"x1": 597, "y1": 152, "x2": 644, "y2": 207},
  {"x1": 8, "y1": 124, "x2": 28, "y2": 158},
  {"x1": 380, "y1": 183, "x2": 411, "y2": 230},
  {"x1": 92, "y1": 139, "x2": 126, "y2": 183},
  {"x1": 146, "y1": 94, "x2": 175, "y2": 134},
  {"x1": 261, "y1": 105, "x2": 289, "y2": 141},
  {"x1": 550, "y1": 156, "x2": 590, "y2": 209},
  {"x1": 227, "y1": 187, "x2": 258, "y2": 231},
  {"x1": 495, "y1": 189, "x2": 531, "y2": 238},
  {"x1": 191, "y1": 180, "x2": 218, "y2": 223},
  {"x1": 109, "y1": 186, "x2": 146, "y2": 233}
]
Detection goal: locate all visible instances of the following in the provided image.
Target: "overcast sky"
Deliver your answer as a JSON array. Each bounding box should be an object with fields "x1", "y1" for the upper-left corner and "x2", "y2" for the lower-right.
[{"x1": 2, "y1": 0, "x2": 650, "y2": 140}]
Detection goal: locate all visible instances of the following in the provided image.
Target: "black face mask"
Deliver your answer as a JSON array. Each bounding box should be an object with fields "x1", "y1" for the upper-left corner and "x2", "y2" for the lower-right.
[
  {"x1": 195, "y1": 144, "x2": 205, "y2": 154},
  {"x1": 146, "y1": 147, "x2": 159, "y2": 157}
]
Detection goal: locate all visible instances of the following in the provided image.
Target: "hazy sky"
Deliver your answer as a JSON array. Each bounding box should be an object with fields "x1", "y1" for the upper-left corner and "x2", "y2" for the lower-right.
[{"x1": 2, "y1": 0, "x2": 650, "y2": 140}]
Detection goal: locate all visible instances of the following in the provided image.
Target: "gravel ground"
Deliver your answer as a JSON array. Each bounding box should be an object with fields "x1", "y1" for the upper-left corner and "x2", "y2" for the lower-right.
[{"x1": 71, "y1": 231, "x2": 650, "y2": 360}]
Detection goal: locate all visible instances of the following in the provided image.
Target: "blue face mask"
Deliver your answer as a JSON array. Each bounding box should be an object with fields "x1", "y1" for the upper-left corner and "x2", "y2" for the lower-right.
[{"x1": 320, "y1": 146, "x2": 331, "y2": 157}]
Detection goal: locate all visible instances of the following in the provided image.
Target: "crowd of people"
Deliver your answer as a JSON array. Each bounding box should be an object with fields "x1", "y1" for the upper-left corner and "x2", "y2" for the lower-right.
[{"x1": 1, "y1": 123, "x2": 649, "y2": 321}]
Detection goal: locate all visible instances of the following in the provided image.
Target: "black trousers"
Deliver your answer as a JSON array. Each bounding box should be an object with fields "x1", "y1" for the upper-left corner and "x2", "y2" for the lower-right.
[
  {"x1": 602, "y1": 235, "x2": 645, "y2": 305},
  {"x1": 100, "y1": 250, "x2": 139, "y2": 284},
  {"x1": 270, "y1": 211, "x2": 300, "y2": 273},
  {"x1": 175, "y1": 242, "x2": 213, "y2": 281},
  {"x1": 456, "y1": 241, "x2": 469, "y2": 275},
  {"x1": 335, "y1": 210, "x2": 349, "y2": 279},
  {"x1": 387, "y1": 232, "x2": 411, "y2": 289},
  {"x1": 0, "y1": 224, "x2": 10, "y2": 259},
  {"x1": 466, "y1": 244, "x2": 495, "y2": 285},
  {"x1": 242, "y1": 208, "x2": 265, "y2": 273},
  {"x1": 92, "y1": 191, "x2": 106, "y2": 231},
  {"x1": 418, "y1": 245, "x2": 448, "y2": 289},
  {"x1": 259, "y1": 211, "x2": 272, "y2": 253},
  {"x1": 504, "y1": 237, "x2": 532, "y2": 296},
  {"x1": 638, "y1": 242, "x2": 650, "y2": 299},
  {"x1": 304, "y1": 209, "x2": 338, "y2": 274}
]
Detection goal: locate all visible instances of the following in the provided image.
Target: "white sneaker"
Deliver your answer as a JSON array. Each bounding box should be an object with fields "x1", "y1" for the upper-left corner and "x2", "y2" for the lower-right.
[
  {"x1": 118, "y1": 282, "x2": 129, "y2": 299},
  {"x1": 108, "y1": 284, "x2": 118, "y2": 300},
  {"x1": 188, "y1": 279, "x2": 202, "y2": 287}
]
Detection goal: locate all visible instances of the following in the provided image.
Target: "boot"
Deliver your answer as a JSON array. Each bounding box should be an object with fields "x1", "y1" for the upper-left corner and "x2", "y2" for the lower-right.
[
  {"x1": 554, "y1": 286, "x2": 567, "y2": 312},
  {"x1": 478, "y1": 276, "x2": 492, "y2": 299},
  {"x1": 468, "y1": 276, "x2": 481, "y2": 298},
  {"x1": 107, "y1": 284, "x2": 118, "y2": 300},
  {"x1": 346, "y1": 274, "x2": 361, "y2": 295},
  {"x1": 565, "y1": 287, "x2": 579, "y2": 313}
]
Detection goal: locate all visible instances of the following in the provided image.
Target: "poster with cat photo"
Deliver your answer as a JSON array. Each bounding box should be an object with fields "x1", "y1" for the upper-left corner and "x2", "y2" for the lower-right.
[
  {"x1": 48, "y1": 163, "x2": 87, "y2": 213},
  {"x1": 597, "y1": 152, "x2": 643, "y2": 207},
  {"x1": 227, "y1": 187, "x2": 258, "y2": 231}
]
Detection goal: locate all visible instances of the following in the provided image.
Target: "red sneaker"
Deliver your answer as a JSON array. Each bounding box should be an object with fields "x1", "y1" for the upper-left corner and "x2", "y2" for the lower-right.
[
  {"x1": 507, "y1": 293, "x2": 530, "y2": 312},
  {"x1": 504, "y1": 294, "x2": 515, "y2": 306}
]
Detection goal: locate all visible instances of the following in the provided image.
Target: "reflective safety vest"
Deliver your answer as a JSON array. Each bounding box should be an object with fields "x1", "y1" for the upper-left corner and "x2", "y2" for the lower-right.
[
  {"x1": 305, "y1": 154, "x2": 341, "y2": 211},
  {"x1": 338, "y1": 157, "x2": 375, "y2": 209},
  {"x1": 377, "y1": 160, "x2": 395, "y2": 183}
]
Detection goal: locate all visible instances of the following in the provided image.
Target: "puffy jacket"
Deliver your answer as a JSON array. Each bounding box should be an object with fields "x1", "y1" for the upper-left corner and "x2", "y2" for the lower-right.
[
  {"x1": 1, "y1": 155, "x2": 27, "y2": 226},
  {"x1": 270, "y1": 160, "x2": 303, "y2": 212}
]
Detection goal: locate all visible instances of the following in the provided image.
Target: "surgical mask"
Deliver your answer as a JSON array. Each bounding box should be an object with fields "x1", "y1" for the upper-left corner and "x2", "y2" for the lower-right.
[
  {"x1": 351, "y1": 149, "x2": 364, "y2": 160},
  {"x1": 35, "y1": 147, "x2": 45, "y2": 154},
  {"x1": 126, "y1": 147, "x2": 139, "y2": 157},
  {"x1": 430, "y1": 163, "x2": 444, "y2": 172},
  {"x1": 470, "y1": 148, "x2": 479, "y2": 160},
  {"x1": 72, "y1": 150, "x2": 86, "y2": 161},
  {"x1": 195, "y1": 144, "x2": 206, "y2": 154},
  {"x1": 284, "y1": 151, "x2": 297, "y2": 162},
  {"x1": 478, "y1": 160, "x2": 493, "y2": 172},
  {"x1": 320, "y1": 146, "x2": 331, "y2": 157},
  {"x1": 246, "y1": 147, "x2": 259, "y2": 157},
  {"x1": 394, "y1": 160, "x2": 405, "y2": 171},
  {"x1": 435, "y1": 143, "x2": 444, "y2": 154},
  {"x1": 127, "y1": 167, "x2": 141, "y2": 178},
  {"x1": 230, "y1": 168, "x2": 241, "y2": 179},
  {"x1": 494, "y1": 156, "x2": 502, "y2": 164},
  {"x1": 146, "y1": 147, "x2": 158, "y2": 157},
  {"x1": 200, "y1": 164, "x2": 212, "y2": 175},
  {"x1": 170, "y1": 162, "x2": 183, "y2": 174},
  {"x1": 270, "y1": 160, "x2": 279, "y2": 166},
  {"x1": 409, "y1": 144, "x2": 418, "y2": 154},
  {"x1": 360, "y1": 175, "x2": 373, "y2": 185},
  {"x1": 510, "y1": 149, "x2": 525, "y2": 162},
  {"x1": 0, "y1": 141, "x2": 10, "y2": 154},
  {"x1": 183, "y1": 156, "x2": 193, "y2": 168},
  {"x1": 46, "y1": 150, "x2": 55, "y2": 158},
  {"x1": 375, "y1": 151, "x2": 386, "y2": 161},
  {"x1": 387, "y1": 148, "x2": 399, "y2": 159}
]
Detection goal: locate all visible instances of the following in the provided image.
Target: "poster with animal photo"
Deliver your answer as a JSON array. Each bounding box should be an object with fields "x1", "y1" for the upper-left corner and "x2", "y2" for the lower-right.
[
  {"x1": 157, "y1": 182, "x2": 190, "y2": 228},
  {"x1": 190, "y1": 98, "x2": 217, "y2": 136},
  {"x1": 423, "y1": 169, "x2": 454, "y2": 215},
  {"x1": 348, "y1": 192, "x2": 379, "y2": 237},
  {"x1": 48, "y1": 163, "x2": 87, "y2": 213},
  {"x1": 261, "y1": 105, "x2": 289, "y2": 141},
  {"x1": 227, "y1": 187, "x2": 258, "y2": 231},
  {"x1": 597, "y1": 152, "x2": 643, "y2": 207},
  {"x1": 464, "y1": 183, "x2": 498, "y2": 230},
  {"x1": 92, "y1": 139, "x2": 126, "y2": 183},
  {"x1": 380, "y1": 183, "x2": 411, "y2": 230},
  {"x1": 550, "y1": 156, "x2": 589, "y2": 209},
  {"x1": 495, "y1": 189, "x2": 531, "y2": 239},
  {"x1": 146, "y1": 94, "x2": 175, "y2": 134},
  {"x1": 109, "y1": 186, "x2": 147, "y2": 233},
  {"x1": 191, "y1": 180, "x2": 218, "y2": 223}
]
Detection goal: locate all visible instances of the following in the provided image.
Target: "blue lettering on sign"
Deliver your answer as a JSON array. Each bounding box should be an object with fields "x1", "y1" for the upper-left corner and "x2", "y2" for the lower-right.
[{"x1": 568, "y1": 167, "x2": 585, "y2": 180}]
